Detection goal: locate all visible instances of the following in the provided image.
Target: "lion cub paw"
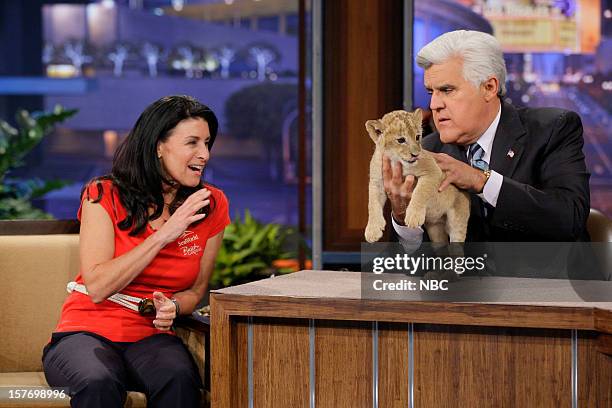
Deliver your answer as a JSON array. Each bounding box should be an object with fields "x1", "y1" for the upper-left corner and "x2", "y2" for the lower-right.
[
  {"x1": 404, "y1": 211, "x2": 425, "y2": 229},
  {"x1": 365, "y1": 219, "x2": 385, "y2": 242}
]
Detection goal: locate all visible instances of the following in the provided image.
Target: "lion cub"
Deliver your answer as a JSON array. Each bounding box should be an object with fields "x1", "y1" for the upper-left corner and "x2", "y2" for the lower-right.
[{"x1": 364, "y1": 109, "x2": 470, "y2": 243}]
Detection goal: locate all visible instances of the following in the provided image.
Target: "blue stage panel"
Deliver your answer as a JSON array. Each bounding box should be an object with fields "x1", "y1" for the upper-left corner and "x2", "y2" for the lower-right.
[{"x1": 0, "y1": 77, "x2": 97, "y2": 95}]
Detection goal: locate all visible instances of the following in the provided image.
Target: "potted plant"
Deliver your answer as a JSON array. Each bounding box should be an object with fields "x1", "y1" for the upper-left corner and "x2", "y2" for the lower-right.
[
  {"x1": 197, "y1": 210, "x2": 309, "y2": 314},
  {"x1": 0, "y1": 105, "x2": 77, "y2": 219},
  {"x1": 210, "y1": 209, "x2": 296, "y2": 288}
]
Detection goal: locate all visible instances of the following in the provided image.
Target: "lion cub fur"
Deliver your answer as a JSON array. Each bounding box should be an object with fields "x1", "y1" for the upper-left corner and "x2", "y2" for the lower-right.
[{"x1": 364, "y1": 109, "x2": 470, "y2": 243}]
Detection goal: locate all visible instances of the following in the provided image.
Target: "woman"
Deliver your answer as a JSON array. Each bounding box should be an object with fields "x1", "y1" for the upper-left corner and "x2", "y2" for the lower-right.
[{"x1": 42, "y1": 95, "x2": 229, "y2": 408}]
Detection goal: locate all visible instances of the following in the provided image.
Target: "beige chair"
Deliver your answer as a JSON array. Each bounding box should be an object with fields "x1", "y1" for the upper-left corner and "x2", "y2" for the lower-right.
[{"x1": 0, "y1": 234, "x2": 209, "y2": 408}]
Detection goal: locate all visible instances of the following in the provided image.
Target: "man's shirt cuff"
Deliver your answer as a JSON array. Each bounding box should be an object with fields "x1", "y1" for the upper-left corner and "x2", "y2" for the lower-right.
[
  {"x1": 392, "y1": 216, "x2": 424, "y2": 242},
  {"x1": 479, "y1": 170, "x2": 502, "y2": 207}
]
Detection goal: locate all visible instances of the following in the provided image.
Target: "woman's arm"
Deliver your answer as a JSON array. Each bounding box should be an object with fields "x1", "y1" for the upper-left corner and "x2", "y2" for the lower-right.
[{"x1": 80, "y1": 188, "x2": 211, "y2": 303}]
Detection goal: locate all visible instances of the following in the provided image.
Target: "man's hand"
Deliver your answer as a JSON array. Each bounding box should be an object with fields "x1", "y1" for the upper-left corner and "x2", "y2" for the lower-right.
[
  {"x1": 432, "y1": 153, "x2": 487, "y2": 193},
  {"x1": 152, "y1": 291, "x2": 176, "y2": 331},
  {"x1": 382, "y1": 155, "x2": 416, "y2": 225}
]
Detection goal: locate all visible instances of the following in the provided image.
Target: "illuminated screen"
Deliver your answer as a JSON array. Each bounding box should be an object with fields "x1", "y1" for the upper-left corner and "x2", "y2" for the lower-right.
[{"x1": 477, "y1": 0, "x2": 601, "y2": 53}]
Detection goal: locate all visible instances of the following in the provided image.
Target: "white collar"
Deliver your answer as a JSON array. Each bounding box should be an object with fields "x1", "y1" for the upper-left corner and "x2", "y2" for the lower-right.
[{"x1": 469, "y1": 104, "x2": 502, "y2": 163}]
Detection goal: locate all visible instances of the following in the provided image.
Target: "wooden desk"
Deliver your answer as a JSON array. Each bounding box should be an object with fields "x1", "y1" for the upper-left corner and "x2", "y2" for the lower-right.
[{"x1": 211, "y1": 271, "x2": 612, "y2": 407}]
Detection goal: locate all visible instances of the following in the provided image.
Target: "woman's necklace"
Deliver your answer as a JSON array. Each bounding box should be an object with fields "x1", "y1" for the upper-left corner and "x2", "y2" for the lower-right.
[{"x1": 149, "y1": 203, "x2": 171, "y2": 230}]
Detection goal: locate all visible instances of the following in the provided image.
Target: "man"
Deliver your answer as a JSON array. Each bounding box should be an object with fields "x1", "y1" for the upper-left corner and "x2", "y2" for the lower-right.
[{"x1": 386, "y1": 30, "x2": 590, "y2": 243}]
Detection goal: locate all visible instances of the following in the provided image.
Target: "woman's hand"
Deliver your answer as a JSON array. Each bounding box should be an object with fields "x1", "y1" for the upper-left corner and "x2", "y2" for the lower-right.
[
  {"x1": 157, "y1": 188, "x2": 211, "y2": 245},
  {"x1": 152, "y1": 291, "x2": 177, "y2": 331}
]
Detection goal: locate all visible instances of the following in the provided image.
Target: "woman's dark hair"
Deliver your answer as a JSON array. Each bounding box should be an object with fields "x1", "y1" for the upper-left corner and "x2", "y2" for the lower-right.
[{"x1": 83, "y1": 95, "x2": 219, "y2": 236}]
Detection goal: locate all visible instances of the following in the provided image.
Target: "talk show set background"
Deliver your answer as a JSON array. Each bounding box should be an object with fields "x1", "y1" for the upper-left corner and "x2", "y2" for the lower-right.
[{"x1": 0, "y1": 1, "x2": 611, "y2": 407}]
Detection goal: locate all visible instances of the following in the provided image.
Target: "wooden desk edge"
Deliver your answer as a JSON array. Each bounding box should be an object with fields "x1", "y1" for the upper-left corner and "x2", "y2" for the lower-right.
[
  {"x1": 594, "y1": 308, "x2": 612, "y2": 334},
  {"x1": 209, "y1": 293, "x2": 608, "y2": 331}
]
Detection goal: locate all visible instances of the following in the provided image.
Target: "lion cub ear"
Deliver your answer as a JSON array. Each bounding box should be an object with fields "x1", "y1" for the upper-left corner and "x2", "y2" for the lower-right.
[
  {"x1": 365, "y1": 119, "x2": 384, "y2": 143},
  {"x1": 413, "y1": 108, "x2": 423, "y2": 124}
]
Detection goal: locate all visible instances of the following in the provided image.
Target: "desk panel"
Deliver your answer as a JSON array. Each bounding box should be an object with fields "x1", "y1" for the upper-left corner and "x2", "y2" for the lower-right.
[
  {"x1": 210, "y1": 271, "x2": 612, "y2": 407},
  {"x1": 252, "y1": 318, "x2": 309, "y2": 407},
  {"x1": 413, "y1": 325, "x2": 571, "y2": 407},
  {"x1": 315, "y1": 320, "x2": 372, "y2": 408}
]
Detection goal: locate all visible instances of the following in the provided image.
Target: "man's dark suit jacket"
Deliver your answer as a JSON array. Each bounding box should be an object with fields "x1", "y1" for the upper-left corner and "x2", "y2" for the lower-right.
[{"x1": 422, "y1": 101, "x2": 590, "y2": 242}]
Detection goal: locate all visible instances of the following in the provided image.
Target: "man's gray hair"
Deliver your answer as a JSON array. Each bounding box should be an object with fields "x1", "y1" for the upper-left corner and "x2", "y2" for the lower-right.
[{"x1": 416, "y1": 30, "x2": 507, "y2": 97}]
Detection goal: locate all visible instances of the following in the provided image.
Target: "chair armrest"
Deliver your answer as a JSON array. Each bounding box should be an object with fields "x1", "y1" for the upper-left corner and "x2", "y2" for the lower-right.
[
  {"x1": 175, "y1": 313, "x2": 211, "y2": 406},
  {"x1": 176, "y1": 313, "x2": 210, "y2": 334}
]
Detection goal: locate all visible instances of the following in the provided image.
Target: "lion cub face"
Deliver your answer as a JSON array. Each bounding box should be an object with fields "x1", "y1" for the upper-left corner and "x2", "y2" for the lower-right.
[{"x1": 365, "y1": 109, "x2": 423, "y2": 166}]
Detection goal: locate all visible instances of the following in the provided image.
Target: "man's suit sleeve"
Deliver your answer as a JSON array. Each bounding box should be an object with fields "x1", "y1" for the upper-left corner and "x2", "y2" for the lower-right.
[{"x1": 493, "y1": 111, "x2": 590, "y2": 240}]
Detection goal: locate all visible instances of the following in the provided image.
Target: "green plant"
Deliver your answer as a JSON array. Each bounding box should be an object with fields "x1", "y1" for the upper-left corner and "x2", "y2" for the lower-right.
[
  {"x1": 211, "y1": 209, "x2": 295, "y2": 288},
  {"x1": 0, "y1": 105, "x2": 77, "y2": 219}
]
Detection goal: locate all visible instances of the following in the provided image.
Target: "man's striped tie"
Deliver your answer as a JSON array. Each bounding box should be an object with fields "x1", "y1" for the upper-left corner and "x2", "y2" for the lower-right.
[
  {"x1": 468, "y1": 143, "x2": 490, "y2": 217},
  {"x1": 468, "y1": 143, "x2": 488, "y2": 171}
]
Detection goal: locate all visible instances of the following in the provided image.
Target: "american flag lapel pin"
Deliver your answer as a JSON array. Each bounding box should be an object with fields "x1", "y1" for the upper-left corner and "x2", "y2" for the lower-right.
[{"x1": 507, "y1": 149, "x2": 515, "y2": 158}]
